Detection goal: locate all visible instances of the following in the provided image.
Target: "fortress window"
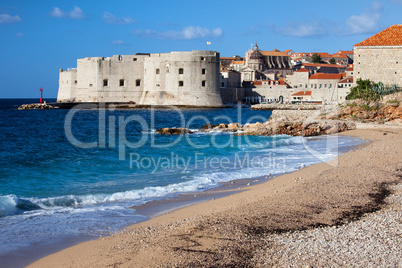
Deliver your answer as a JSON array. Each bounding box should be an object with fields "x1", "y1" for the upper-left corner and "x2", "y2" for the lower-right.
[
  {"x1": 201, "y1": 57, "x2": 205, "y2": 61},
  {"x1": 119, "y1": 79, "x2": 125, "y2": 86},
  {"x1": 202, "y1": 81, "x2": 206, "y2": 87},
  {"x1": 136, "y1": 79, "x2": 141, "y2": 86},
  {"x1": 222, "y1": 82, "x2": 224, "y2": 87},
  {"x1": 179, "y1": 81, "x2": 184, "y2": 87},
  {"x1": 156, "y1": 68, "x2": 160, "y2": 74},
  {"x1": 133, "y1": 58, "x2": 137, "y2": 61},
  {"x1": 202, "y1": 69, "x2": 206, "y2": 75},
  {"x1": 103, "y1": 79, "x2": 108, "y2": 87},
  {"x1": 75, "y1": 80, "x2": 77, "y2": 85},
  {"x1": 179, "y1": 68, "x2": 184, "y2": 74},
  {"x1": 89, "y1": 84, "x2": 93, "y2": 87}
]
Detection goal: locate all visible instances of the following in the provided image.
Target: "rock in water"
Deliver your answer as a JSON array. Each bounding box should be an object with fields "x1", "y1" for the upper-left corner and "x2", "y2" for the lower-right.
[{"x1": 155, "y1": 128, "x2": 193, "y2": 135}]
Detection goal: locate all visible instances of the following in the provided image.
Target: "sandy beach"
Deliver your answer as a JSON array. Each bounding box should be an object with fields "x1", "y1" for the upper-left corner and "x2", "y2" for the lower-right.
[{"x1": 28, "y1": 126, "x2": 402, "y2": 267}]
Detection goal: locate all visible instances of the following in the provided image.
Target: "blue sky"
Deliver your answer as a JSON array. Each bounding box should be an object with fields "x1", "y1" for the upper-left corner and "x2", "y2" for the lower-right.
[{"x1": 1, "y1": 0, "x2": 401, "y2": 98}]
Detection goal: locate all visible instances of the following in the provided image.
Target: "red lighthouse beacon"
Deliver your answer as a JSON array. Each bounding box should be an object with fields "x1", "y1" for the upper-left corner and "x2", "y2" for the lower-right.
[{"x1": 39, "y1": 87, "x2": 43, "y2": 103}]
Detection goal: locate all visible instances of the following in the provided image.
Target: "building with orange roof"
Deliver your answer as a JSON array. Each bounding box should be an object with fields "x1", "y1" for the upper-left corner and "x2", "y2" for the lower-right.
[
  {"x1": 285, "y1": 67, "x2": 352, "y2": 103},
  {"x1": 220, "y1": 57, "x2": 237, "y2": 67},
  {"x1": 291, "y1": 90, "x2": 313, "y2": 101},
  {"x1": 354, "y1": 24, "x2": 402, "y2": 87}
]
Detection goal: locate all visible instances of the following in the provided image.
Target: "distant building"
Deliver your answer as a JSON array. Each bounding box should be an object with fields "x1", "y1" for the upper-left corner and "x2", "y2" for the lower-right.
[
  {"x1": 243, "y1": 43, "x2": 293, "y2": 81},
  {"x1": 285, "y1": 70, "x2": 350, "y2": 103},
  {"x1": 354, "y1": 24, "x2": 402, "y2": 87},
  {"x1": 294, "y1": 63, "x2": 346, "y2": 74},
  {"x1": 291, "y1": 51, "x2": 352, "y2": 67}
]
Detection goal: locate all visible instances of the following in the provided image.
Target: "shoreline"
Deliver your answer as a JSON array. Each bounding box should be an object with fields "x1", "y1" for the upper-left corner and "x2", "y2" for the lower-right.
[
  {"x1": 2, "y1": 134, "x2": 346, "y2": 267},
  {"x1": 28, "y1": 126, "x2": 402, "y2": 267}
]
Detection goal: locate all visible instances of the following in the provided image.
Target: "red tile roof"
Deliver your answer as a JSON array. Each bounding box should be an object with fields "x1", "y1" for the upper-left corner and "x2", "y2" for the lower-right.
[
  {"x1": 309, "y1": 73, "x2": 344, "y2": 80},
  {"x1": 302, "y1": 63, "x2": 344, "y2": 68},
  {"x1": 339, "y1": 77, "x2": 353, "y2": 83},
  {"x1": 329, "y1": 54, "x2": 348, "y2": 59},
  {"x1": 252, "y1": 79, "x2": 286, "y2": 86},
  {"x1": 232, "y1": 61, "x2": 245, "y2": 64},
  {"x1": 260, "y1": 50, "x2": 289, "y2": 57},
  {"x1": 295, "y1": 68, "x2": 309, "y2": 73},
  {"x1": 346, "y1": 66, "x2": 354, "y2": 71},
  {"x1": 292, "y1": 90, "x2": 312, "y2": 96},
  {"x1": 220, "y1": 57, "x2": 236, "y2": 60},
  {"x1": 354, "y1": 25, "x2": 402, "y2": 46}
]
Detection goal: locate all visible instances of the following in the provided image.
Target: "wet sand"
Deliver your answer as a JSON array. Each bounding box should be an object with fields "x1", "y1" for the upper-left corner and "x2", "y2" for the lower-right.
[{"x1": 28, "y1": 127, "x2": 402, "y2": 267}]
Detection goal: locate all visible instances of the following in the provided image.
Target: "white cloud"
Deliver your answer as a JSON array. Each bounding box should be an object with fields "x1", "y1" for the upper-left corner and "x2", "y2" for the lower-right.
[
  {"x1": 111, "y1": 40, "x2": 128, "y2": 45},
  {"x1": 50, "y1": 6, "x2": 84, "y2": 19},
  {"x1": 0, "y1": 14, "x2": 22, "y2": 24},
  {"x1": 133, "y1": 26, "x2": 223, "y2": 40},
  {"x1": 15, "y1": 32, "x2": 23, "y2": 37},
  {"x1": 103, "y1": 12, "x2": 135, "y2": 24},
  {"x1": 276, "y1": 20, "x2": 327, "y2": 37},
  {"x1": 344, "y1": 1, "x2": 383, "y2": 35}
]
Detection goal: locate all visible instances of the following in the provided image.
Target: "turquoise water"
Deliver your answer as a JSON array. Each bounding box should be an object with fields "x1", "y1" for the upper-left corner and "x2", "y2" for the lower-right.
[{"x1": 0, "y1": 99, "x2": 365, "y2": 262}]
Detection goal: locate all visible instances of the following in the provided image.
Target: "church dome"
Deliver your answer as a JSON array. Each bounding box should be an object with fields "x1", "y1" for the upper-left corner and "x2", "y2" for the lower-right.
[{"x1": 250, "y1": 50, "x2": 263, "y2": 60}]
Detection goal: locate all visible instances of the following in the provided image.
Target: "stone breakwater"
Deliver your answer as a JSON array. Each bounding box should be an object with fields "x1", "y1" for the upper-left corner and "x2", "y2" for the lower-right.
[
  {"x1": 18, "y1": 103, "x2": 58, "y2": 110},
  {"x1": 156, "y1": 119, "x2": 355, "y2": 137}
]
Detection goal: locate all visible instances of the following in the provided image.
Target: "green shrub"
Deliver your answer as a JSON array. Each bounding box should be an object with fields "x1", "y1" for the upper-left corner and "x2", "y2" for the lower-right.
[
  {"x1": 387, "y1": 99, "x2": 399, "y2": 104},
  {"x1": 347, "y1": 103, "x2": 357, "y2": 107},
  {"x1": 348, "y1": 79, "x2": 401, "y2": 104}
]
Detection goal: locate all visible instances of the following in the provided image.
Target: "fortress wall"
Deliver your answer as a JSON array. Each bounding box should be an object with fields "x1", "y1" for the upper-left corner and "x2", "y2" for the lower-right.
[
  {"x1": 355, "y1": 46, "x2": 402, "y2": 87},
  {"x1": 57, "y1": 50, "x2": 223, "y2": 106},
  {"x1": 219, "y1": 87, "x2": 245, "y2": 103},
  {"x1": 57, "y1": 69, "x2": 77, "y2": 102},
  {"x1": 74, "y1": 55, "x2": 147, "y2": 102},
  {"x1": 142, "y1": 50, "x2": 222, "y2": 106}
]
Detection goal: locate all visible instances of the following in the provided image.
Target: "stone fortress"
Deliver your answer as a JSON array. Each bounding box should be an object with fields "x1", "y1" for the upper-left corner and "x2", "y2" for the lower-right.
[{"x1": 57, "y1": 50, "x2": 223, "y2": 107}]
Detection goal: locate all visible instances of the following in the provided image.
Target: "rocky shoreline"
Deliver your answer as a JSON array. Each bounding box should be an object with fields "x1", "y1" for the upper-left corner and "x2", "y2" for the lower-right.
[
  {"x1": 324, "y1": 92, "x2": 402, "y2": 123},
  {"x1": 156, "y1": 119, "x2": 355, "y2": 137}
]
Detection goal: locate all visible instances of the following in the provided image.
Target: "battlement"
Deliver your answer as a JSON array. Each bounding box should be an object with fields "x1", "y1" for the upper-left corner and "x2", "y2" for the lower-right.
[{"x1": 59, "y1": 68, "x2": 77, "y2": 73}]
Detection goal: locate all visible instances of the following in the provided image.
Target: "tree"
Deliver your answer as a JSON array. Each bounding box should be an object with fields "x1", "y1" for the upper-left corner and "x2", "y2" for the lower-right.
[
  {"x1": 311, "y1": 53, "x2": 322, "y2": 63},
  {"x1": 329, "y1": 58, "x2": 336, "y2": 64}
]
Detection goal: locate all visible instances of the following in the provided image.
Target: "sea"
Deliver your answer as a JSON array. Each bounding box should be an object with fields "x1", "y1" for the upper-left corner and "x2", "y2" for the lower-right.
[{"x1": 0, "y1": 98, "x2": 366, "y2": 266}]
